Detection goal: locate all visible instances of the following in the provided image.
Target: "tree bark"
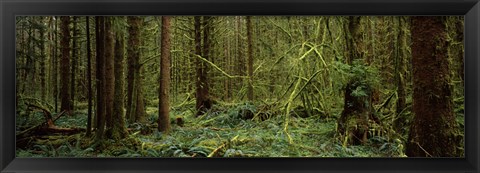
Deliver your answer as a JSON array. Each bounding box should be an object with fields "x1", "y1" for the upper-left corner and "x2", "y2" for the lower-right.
[
  {"x1": 337, "y1": 16, "x2": 372, "y2": 145},
  {"x1": 86, "y1": 16, "x2": 93, "y2": 137},
  {"x1": 406, "y1": 16, "x2": 459, "y2": 157},
  {"x1": 70, "y1": 16, "x2": 78, "y2": 113},
  {"x1": 195, "y1": 16, "x2": 212, "y2": 116},
  {"x1": 95, "y1": 16, "x2": 106, "y2": 141},
  {"x1": 104, "y1": 17, "x2": 115, "y2": 137},
  {"x1": 60, "y1": 16, "x2": 72, "y2": 114},
  {"x1": 111, "y1": 17, "x2": 129, "y2": 140},
  {"x1": 126, "y1": 16, "x2": 141, "y2": 123},
  {"x1": 394, "y1": 17, "x2": 407, "y2": 132},
  {"x1": 236, "y1": 17, "x2": 245, "y2": 95},
  {"x1": 158, "y1": 16, "x2": 172, "y2": 133},
  {"x1": 53, "y1": 17, "x2": 59, "y2": 113},
  {"x1": 246, "y1": 16, "x2": 254, "y2": 101},
  {"x1": 134, "y1": 53, "x2": 146, "y2": 123},
  {"x1": 39, "y1": 17, "x2": 46, "y2": 101}
]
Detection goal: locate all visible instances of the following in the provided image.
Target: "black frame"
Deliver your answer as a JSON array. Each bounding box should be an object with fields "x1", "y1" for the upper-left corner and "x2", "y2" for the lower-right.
[{"x1": 1, "y1": 0, "x2": 479, "y2": 172}]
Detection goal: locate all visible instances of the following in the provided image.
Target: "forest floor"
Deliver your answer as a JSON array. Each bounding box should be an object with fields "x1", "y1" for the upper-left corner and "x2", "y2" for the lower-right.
[{"x1": 15, "y1": 100, "x2": 416, "y2": 158}]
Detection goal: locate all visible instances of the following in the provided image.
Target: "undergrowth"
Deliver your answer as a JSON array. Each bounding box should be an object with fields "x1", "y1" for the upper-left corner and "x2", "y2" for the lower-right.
[{"x1": 16, "y1": 100, "x2": 411, "y2": 158}]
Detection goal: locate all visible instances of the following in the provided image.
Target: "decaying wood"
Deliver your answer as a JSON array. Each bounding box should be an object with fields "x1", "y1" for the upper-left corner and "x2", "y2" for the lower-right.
[
  {"x1": 26, "y1": 103, "x2": 54, "y2": 127},
  {"x1": 207, "y1": 135, "x2": 239, "y2": 157},
  {"x1": 16, "y1": 106, "x2": 84, "y2": 142},
  {"x1": 16, "y1": 110, "x2": 66, "y2": 138}
]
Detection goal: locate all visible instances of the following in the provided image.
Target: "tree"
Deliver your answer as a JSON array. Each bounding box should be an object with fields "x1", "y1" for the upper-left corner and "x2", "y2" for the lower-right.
[
  {"x1": 95, "y1": 16, "x2": 106, "y2": 141},
  {"x1": 235, "y1": 16, "x2": 245, "y2": 96},
  {"x1": 86, "y1": 16, "x2": 93, "y2": 136},
  {"x1": 126, "y1": 17, "x2": 136, "y2": 123},
  {"x1": 406, "y1": 16, "x2": 459, "y2": 157},
  {"x1": 52, "y1": 17, "x2": 59, "y2": 112},
  {"x1": 60, "y1": 16, "x2": 72, "y2": 114},
  {"x1": 394, "y1": 17, "x2": 408, "y2": 132},
  {"x1": 111, "y1": 17, "x2": 129, "y2": 140},
  {"x1": 70, "y1": 16, "x2": 78, "y2": 112},
  {"x1": 246, "y1": 16, "x2": 254, "y2": 101},
  {"x1": 337, "y1": 16, "x2": 373, "y2": 145},
  {"x1": 39, "y1": 17, "x2": 46, "y2": 101},
  {"x1": 195, "y1": 16, "x2": 212, "y2": 116},
  {"x1": 104, "y1": 17, "x2": 115, "y2": 137},
  {"x1": 158, "y1": 16, "x2": 172, "y2": 133},
  {"x1": 126, "y1": 16, "x2": 146, "y2": 123}
]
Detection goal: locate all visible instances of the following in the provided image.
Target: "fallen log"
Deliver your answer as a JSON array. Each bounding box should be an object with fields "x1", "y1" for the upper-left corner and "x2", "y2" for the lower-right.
[
  {"x1": 16, "y1": 126, "x2": 86, "y2": 149},
  {"x1": 26, "y1": 103, "x2": 54, "y2": 127},
  {"x1": 16, "y1": 110, "x2": 66, "y2": 139},
  {"x1": 41, "y1": 127, "x2": 86, "y2": 135},
  {"x1": 207, "y1": 135, "x2": 239, "y2": 157}
]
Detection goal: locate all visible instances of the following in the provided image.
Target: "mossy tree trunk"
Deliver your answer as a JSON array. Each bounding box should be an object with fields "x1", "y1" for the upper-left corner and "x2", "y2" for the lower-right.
[
  {"x1": 456, "y1": 19, "x2": 464, "y2": 86},
  {"x1": 235, "y1": 16, "x2": 245, "y2": 97},
  {"x1": 60, "y1": 16, "x2": 72, "y2": 114},
  {"x1": 134, "y1": 55, "x2": 147, "y2": 123},
  {"x1": 126, "y1": 16, "x2": 138, "y2": 123},
  {"x1": 195, "y1": 16, "x2": 212, "y2": 116},
  {"x1": 39, "y1": 17, "x2": 46, "y2": 101},
  {"x1": 406, "y1": 16, "x2": 459, "y2": 157},
  {"x1": 70, "y1": 16, "x2": 78, "y2": 113},
  {"x1": 246, "y1": 16, "x2": 254, "y2": 101},
  {"x1": 394, "y1": 17, "x2": 408, "y2": 133},
  {"x1": 52, "y1": 17, "x2": 59, "y2": 112},
  {"x1": 337, "y1": 16, "x2": 373, "y2": 145},
  {"x1": 95, "y1": 16, "x2": 106, "y2": 141},
  {"x1": 86, "y1": 16, "x2": 93, "y2": 137},
  {"x1": 158, "y1": 16, "x2": 172, "y2": 133},
  {"x1": 126, "y1": 16, "x2": 146, "y2": 123},
  {"x1": 111, "y1": 17, "x2": 129, "y2": 140},
  {"x1": 104, "y1": 17, "x2": 115, "y2": 137}
]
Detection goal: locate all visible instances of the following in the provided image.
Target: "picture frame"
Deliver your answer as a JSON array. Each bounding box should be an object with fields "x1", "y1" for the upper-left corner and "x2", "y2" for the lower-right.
[{"x1": 1, "y1": 0, "x2": 479, "y2": 172}]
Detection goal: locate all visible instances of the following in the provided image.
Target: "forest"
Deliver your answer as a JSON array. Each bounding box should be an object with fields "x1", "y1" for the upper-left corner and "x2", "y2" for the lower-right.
[{"x1": 15, "y1": 16, "x2": 464, "y2": 157}]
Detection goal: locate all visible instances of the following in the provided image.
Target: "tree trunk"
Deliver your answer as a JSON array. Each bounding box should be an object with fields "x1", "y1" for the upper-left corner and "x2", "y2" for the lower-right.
[
  {"x1": 158, "y1": 16, "x2": 172, "y2": 133},
  {"x1": 134, "y1": 55, "x2": 146, "y2": 123},
  {"x1": 104, "y1": 17, "x2": 115, "y2": 137},
  {"x1": 60, "y1": 16, "x2": 72, "y2": 114},
  {"x1": 95, "y1": 16, "x2": 106, "y2": 141},
  {"x1": 111, "y1": 17, "x2": 129, "y2": 140},
  {"x1": 246, "y1": 16, "x2": 254, "y2": 101},
  {"x1": 456, "y1": 18, "x2": 464, "y2": 86},
  {"x1": 337, "y1": 16, "x2": 372, "y2": 145},
  {"x1": 39, "y1": 17, "x2": 46, "y2": 101},
  {"x1": 195, "y1": 16, "x2": 212, "y2": 116},
  {"x1": 86, "y1": 16, "x2": 93, "y2": 137},
  {"x1": 406, "y1": 16, "x2": 459, "y2": 157},
  {"x1": 126, "y1": 16, "x2": 141, "y2": 123},
  {"x1": 29, "y1": 27, "x2": 36, "y2": 96},
  {"x1": 236, "y1": 17, "x2": 245, "y2": 96},
  {"x1": 394, "y1": 17, "x2": 407, "y2": 132},
  {"x1": 70, "y1": 16, "x2": 77, "y2": 113},
  {"x1": 53, "y1": 17, "x2": 59, "y2": 113}
]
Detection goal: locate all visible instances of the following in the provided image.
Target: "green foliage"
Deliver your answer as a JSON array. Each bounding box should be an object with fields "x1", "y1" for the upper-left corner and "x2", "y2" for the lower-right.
[
  {"x1": 15, "y1": 16, "x2": 464, "y2": 158},
  {"x1": 17, "y1": 102, "x2": 410, "y2": 157},
  {"x1": 333, "y1": 60, "x2": 380, "y2": 98}
]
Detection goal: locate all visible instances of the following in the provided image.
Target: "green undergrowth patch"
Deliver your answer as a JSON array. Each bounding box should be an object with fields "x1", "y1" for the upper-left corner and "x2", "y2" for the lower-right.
[
  {"x1": 17, "y1": 102, "x2": 405, "y2": 158},
  {"x1": 132, "y1": 102, "x2": 405, "y2": 157}
]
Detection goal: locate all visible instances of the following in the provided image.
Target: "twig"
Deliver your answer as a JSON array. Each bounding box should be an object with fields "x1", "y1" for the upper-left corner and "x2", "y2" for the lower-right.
[
  {"x1": 16, "y1": 110, "x2": 66, "y2": 138},
  {"x1": 192, "y1": 54, "x2": 247, "y2": 79},
  {"x1": 415, "y1": 142, "x2": 433, "y2": 157},
  {"x1": 375, "y1": 91, "x2": 396, "y2": 113},
  {"x1": 207, "y1": 142, "x2": 226, "y2": 157},
  {"x1": 207, "y1": 135, "x2": 239, "y2": 157},
  {"x1": 284, "y1": 77, "x2": 302, "y2": 144}
]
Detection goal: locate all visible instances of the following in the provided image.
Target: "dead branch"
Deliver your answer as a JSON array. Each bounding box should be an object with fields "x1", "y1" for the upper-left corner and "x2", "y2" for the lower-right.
[{"x1": 16, "y1": 110, "x2": 66, "y2": 138}]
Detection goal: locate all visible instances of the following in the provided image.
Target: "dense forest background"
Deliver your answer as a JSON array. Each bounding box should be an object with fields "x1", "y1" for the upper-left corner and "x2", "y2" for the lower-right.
[{"x1": 15, "y1": 16, "x2": 464, "y2": 157}]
